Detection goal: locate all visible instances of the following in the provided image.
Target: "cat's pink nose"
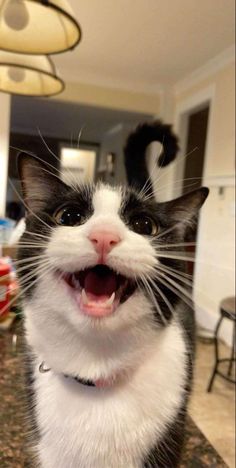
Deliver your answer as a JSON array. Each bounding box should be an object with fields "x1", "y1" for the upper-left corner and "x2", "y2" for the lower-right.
[{"x1": 89, "y1": 230, "x2": 121, "y2": 255}]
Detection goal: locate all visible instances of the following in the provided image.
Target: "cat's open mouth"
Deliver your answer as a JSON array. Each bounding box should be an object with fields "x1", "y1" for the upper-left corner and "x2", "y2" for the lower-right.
[{"x1": 60, "y1": 265, "x2": 136, "y2": 318}]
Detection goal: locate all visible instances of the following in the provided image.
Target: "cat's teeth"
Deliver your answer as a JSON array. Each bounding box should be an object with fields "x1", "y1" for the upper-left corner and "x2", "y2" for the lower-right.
[
  {"x1": 81, "y1": 290, "x2": 115, "y2": 307},
  {"x1": 105, "y1": 292, "x2": 115, "y2": 306},
  {"x1": 81, "y1": 289, "x2": 89, "y2": 305}
]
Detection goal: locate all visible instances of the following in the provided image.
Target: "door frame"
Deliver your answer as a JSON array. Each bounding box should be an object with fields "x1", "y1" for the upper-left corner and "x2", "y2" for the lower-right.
[{"x1": 173, "y1": 84, "x2": 215, "y2": 198}]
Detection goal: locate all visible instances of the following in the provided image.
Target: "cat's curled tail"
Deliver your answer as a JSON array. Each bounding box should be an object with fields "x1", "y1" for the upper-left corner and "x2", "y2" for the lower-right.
[{"x1": 124, "y1": 120, "x2": 179, "y2": 195}]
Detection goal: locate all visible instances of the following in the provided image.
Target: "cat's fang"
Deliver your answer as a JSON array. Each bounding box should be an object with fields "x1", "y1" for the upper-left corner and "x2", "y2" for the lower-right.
[
  {"x1": 105, "y1": 292, "x2": 115, "y2": 306},
  {"x1": 81, "y1": 288, "x2": 89, "y2": 305}
]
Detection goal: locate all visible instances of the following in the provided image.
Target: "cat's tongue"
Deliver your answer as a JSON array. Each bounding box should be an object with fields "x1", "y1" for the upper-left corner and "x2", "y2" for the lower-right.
[
  {"x1": 80, "y1": 269, "x2": 119, "y2": 317},
  {"x1": 84, "y1": 269, "x2": 117, "y2": 297}
]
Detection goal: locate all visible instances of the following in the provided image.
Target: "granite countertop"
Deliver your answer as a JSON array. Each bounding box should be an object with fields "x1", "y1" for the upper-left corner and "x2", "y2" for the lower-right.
[{"x1": 0, "y1": 321, "x2": 227, "y2": 468}]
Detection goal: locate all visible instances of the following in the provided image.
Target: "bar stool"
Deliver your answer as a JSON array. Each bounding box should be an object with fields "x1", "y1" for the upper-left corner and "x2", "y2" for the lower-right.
[{"x1": 207, "y1": 296, "x2": 235, "y2": 392}]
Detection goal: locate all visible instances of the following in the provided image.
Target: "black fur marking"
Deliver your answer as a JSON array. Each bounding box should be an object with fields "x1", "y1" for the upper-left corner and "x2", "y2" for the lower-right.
[
  {"x1": 120, "y1": 188, "x2": 195, "y2": 323},
  {"x1": 17, "y1": 175, "x2": 95, "y2": 299},
  {"x1": 124, "y1": 120, "x2": 179, "y2": 195},
  {"x1": 142, "y1": 406, "x2": 187, "y2": 468}
]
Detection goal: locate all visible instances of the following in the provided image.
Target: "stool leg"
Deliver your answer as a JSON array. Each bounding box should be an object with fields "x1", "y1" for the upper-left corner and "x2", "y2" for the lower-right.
[
  {"x1": 207, "y1": 316, "x2": 223, "y2": 392},
  {"x1": 227, "y1": 323, "x2": 235, "y2": 377}
]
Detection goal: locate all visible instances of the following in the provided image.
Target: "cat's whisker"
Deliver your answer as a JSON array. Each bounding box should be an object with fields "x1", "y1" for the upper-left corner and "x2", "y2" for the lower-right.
[
  {"x1": 13, "y1": 255, "x2": 51, "y2": 274},
  {"x1": 1, "y1": 243, "x2": 47, "y2": 249},
  {"x1": 156, "y1": 251, "x2": 196, "y2": 261},
  {"x1": 13, "y1": 259, "x2": 51, "y2": 277},
  {"x1": 155, "y1": 252, "x2": 234, "y2": 271},
  {"x1": 15, "y1": 239, "x2": 47, "y2": 245},
  {"x1": 153, "y1": 146, "x2": 198, "y2": 192},
  {"x1": 145, "y1": 276, "x2": 175, "y2": 318},
  {"x1": 155, "y1": 264, "x2": 193, "y2": 288},
  {"x1": 139, "y1": 134, "x2": 165, "y2": 197},
  {"x1": 0, "y1": 262, "x2": 55, "y2": 317},
  {"x1": 140, "y1": 145, "x2": 199, "y2": 202},
  {"x1": 13, "y1": 246, "x2": 47, "y2": 250},
  {"x1": 16, "y1": 242, "x2": 47, "y2": 249},
  {"x1": 16, "y1": 256, "x2": 51, "y2": 274},
  {"x1": 24, "y1": 230, "x2": 51, "y2": 241},
  {"x1": 155, "y1": 273, "x2": 193, "y2": 309},
  {"x1": 0, "y1": 256, "x2": 49, "y2": 282},
  {"x1": 0, "y1": 258, "x2": 48, "y2": 282},
  {"x1": 139, "y1": 274, "x2": 168, "y2": 325},
  {"x1": 26, "y1": 163, "x2": 67, "y2": 186},
  {"x1": 12, "y1": 254, "x2": 48, "y2": 266},
  {"x1": 152, "y1": 241, "x2": 196, "y2": 249},
  {"x1": 157, "y1": 249, "x2": 194, "y2": 256},
  {"x1": 154, "y1": 265, "x2": 220, "y2": 313},
  {"x1": 155, "y1": 223, "x2": 185, "y2": 240},
  {"x1": 9, "y1": 145, "x2": 69, "y2": 190},
  {"x1": 139, "y1": 167, "x2": 158, "y2": 199},
  {"x1": 77, "y1": 124, "x2": 86, "y2": 149},
  {"x1": 153, "y1": 262, "x2": 193, "y2": 280},
  {"x1": 142, "y1": 176, "x2": 203, "y2": 201},
  {"x1": 139, "y1": 165, "x2": 156, "y2": 198},
  {"x1": 156, "y1": 262, "x2": 229, "y2": 304},
  {"x1": 15, "y1": 266, "x2": 52, "y2": 292},
  {"x1": 36, "y1": 127, "x2": 79, "y2": 191},
  {"x1": 143, "y1": 180, "x2": 198, "y2": 202},
  {"x1": 17, "y1": 261, "x2": 53, "y2": 288},
  {"x1": 156, "y1": 270, "x2": 193, "y2": 304}
]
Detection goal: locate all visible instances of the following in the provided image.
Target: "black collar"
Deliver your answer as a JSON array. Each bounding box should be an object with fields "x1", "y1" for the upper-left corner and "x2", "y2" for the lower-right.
[
  {"x1": 39, "y1": 361, "x2": 95, "y2": 387},
  {"x1": 65, "y1": 374, "x2": 95, "y2": 387}
]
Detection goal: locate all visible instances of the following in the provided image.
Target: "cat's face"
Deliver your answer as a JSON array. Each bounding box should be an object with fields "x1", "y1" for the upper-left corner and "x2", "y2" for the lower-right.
[{"x1": 17, "y1": 154, "x2": 208, "y2": 379}]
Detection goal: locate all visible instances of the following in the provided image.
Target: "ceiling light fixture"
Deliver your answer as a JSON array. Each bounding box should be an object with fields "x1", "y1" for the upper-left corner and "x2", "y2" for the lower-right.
[
  {"x1": 0, "y1": 50, "x2": 64, "y2": 96},
  {"x1": 0, "y1": 0, "x2": 81, "y2": 54}
]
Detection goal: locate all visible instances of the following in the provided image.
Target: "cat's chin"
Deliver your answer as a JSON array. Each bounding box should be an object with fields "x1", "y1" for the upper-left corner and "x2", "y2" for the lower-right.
[{"x1": 56, "y1": 265, "x2": 136, "y2": 318}]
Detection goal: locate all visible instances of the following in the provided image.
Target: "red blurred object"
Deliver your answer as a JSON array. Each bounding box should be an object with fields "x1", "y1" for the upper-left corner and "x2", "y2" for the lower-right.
[{"x1": 0, "y1": 263, "x2": 11, "y2": 320}]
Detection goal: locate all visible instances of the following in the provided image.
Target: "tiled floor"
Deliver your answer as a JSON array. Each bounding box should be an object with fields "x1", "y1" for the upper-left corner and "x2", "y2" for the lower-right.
[{"x1": 190, "y1": 338, "x2": 235, "y2": 468}]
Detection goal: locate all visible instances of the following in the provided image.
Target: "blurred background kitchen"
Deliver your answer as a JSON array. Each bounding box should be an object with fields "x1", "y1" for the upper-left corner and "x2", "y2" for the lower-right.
[{"x1": 0, "y1": 1, "x2": 235, "y2": 467}]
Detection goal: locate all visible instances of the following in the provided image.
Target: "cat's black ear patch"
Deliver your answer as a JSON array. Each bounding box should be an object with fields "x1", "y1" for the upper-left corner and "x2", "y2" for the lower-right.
[
  {"x1": 162, "y1": 187, "x2": 209, "y2": 229},
  {"x1": 18, "y1": 152, "x2": 67, "y2": 213}
]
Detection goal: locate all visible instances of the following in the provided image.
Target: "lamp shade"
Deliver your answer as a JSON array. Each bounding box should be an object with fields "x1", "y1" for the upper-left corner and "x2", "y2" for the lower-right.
[
  {"x1": 0, "y1": 50, "x2": 64, "y2": 96},
  {"x1": 0, "y1": 0, "x2": 81, "y2": 55}
]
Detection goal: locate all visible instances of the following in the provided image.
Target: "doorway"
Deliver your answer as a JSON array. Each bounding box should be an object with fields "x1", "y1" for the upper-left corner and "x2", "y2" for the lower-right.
[
  {"x1": 183, "y1": 106, "x2": 209, "y2": 194},
  {"x1": 182, "y1": 104, "x2": 210, "y2": 275}
]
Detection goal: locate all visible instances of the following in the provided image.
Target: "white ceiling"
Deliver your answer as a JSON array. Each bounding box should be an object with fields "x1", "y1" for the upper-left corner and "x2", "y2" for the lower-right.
[
  {"x1": 10, "y1": 1, "x2": 235, "y2": 144},
  {"x1": 54, "y1": 0, "x2": 235, "y2": 92}
]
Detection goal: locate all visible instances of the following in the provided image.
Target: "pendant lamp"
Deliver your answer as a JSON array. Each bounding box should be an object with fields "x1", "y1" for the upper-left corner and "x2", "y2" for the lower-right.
[
  {"x1": 0, "y1": 0, "x2": 81, "y2": 55},
  {"x1": 0, "y1": 50, "x2": 64, "y2": 96}
]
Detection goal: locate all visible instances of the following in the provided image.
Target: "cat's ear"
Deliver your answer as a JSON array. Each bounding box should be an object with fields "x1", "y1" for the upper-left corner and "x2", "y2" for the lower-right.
[
  {"x1": 163, "y1": 187, "x2": 209, "y2": 229},
  {"x1": 18, "y1": 152, "x2": 67, "y2": 213}
]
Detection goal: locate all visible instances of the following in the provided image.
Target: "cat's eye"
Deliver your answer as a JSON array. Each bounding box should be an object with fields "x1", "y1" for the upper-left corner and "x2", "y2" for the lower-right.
[
  {"x1": 54, "y1": 206, "x2": 83, "y2": 226},
  {"x1": 130, "y1": 216, "x2": 158, "y2": 236}
]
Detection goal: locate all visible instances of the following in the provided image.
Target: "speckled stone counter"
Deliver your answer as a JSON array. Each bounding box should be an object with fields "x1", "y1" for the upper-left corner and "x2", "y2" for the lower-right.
[{"x1": 0, "y1": 321, "x2": 227, "y2": 468}]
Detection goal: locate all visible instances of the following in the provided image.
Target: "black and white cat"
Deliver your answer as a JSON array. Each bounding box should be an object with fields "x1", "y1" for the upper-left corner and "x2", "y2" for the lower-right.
[{"x1": 17, "y1": 121, "x2": 208, "y2": 468}]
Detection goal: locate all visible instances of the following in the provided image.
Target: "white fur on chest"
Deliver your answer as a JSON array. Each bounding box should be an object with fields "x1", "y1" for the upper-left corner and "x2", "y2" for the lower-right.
[{"x1": 33, "y1": 322, "x2": 187, "y2": 468}]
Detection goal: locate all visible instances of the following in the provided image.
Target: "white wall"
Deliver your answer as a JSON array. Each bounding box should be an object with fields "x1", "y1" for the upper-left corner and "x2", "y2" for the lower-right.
[
  {"x1": 194, "y1": 184, "x2": 235, "y2": 344},
  {"x1": 0, "y1": 93, "x2": 11, "y2": 217},
  {"x1": 173, "y1": 62, "x2": 235, "y2": 345}
]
